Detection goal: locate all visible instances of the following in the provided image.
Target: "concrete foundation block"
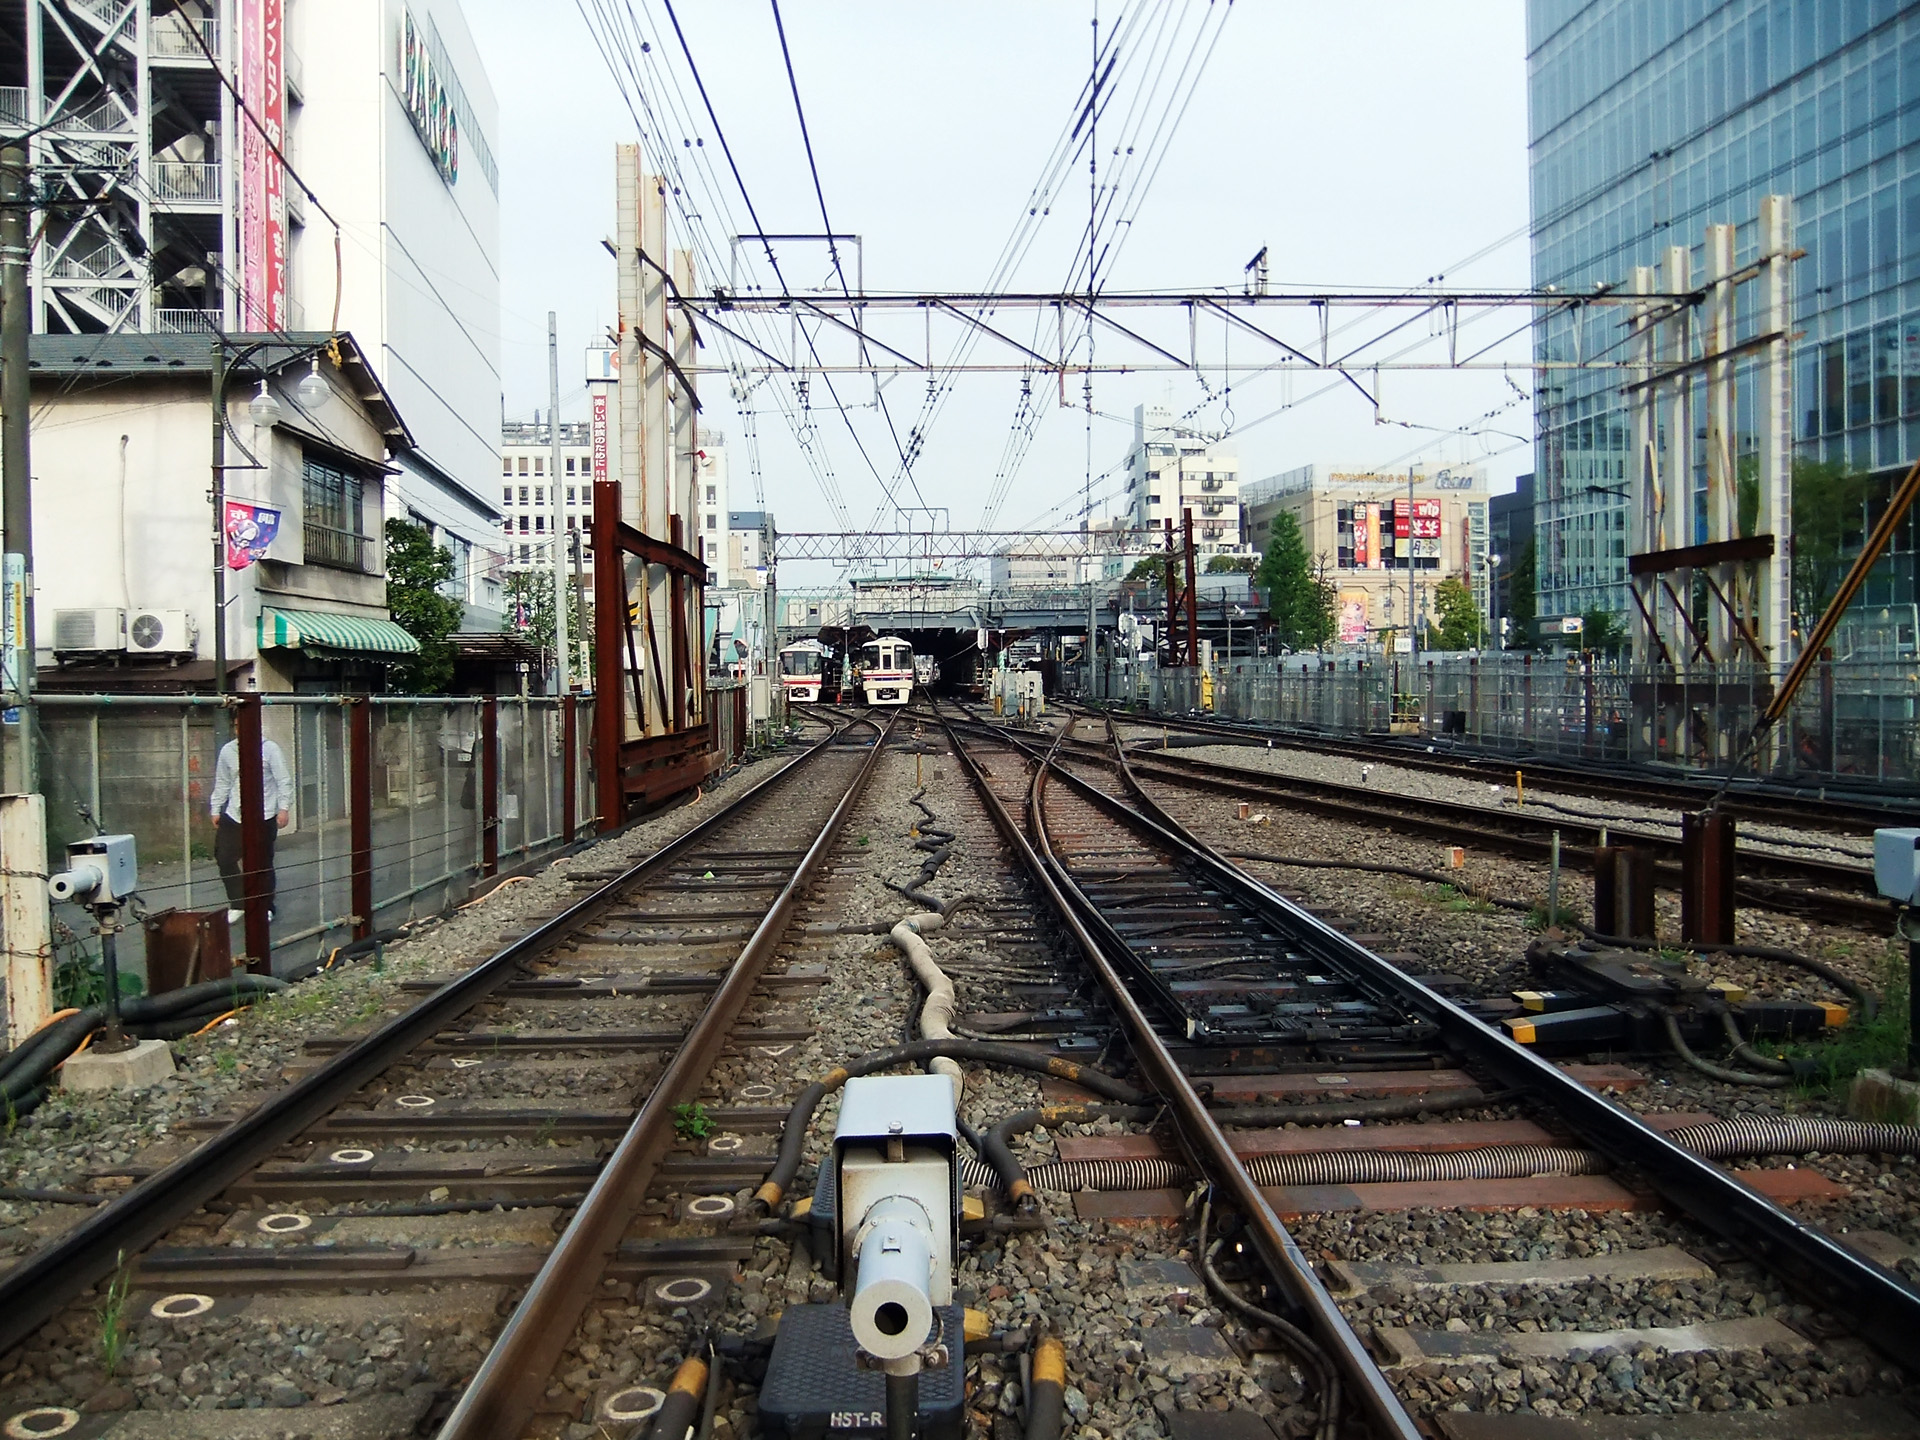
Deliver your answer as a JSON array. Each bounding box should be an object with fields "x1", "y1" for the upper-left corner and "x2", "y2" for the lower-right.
[
  {"x1": 61, "y1": 1037, "x2": 175, "y2": 1092},
  {"x1": 1849, "y1": 1067, "x2": 1920, "y2": 1125}
]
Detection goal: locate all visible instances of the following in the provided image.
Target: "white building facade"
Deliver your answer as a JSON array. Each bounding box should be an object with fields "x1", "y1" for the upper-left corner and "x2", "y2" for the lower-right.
[
  {"x1": 3, "y1": 0, "x2": 505, "y2": 619},
  {"x1": 1122, "y1": 404, "x2": 1244, "y2": 557}
]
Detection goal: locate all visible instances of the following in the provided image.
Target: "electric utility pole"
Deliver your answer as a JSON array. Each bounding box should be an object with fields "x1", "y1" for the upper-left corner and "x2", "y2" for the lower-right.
[
  {"x1": 1, "y1": 145, "x2": 38, "y2": 791},
  {"x1": 548, "y1": 313, "x2": 569, "y2": 694}
]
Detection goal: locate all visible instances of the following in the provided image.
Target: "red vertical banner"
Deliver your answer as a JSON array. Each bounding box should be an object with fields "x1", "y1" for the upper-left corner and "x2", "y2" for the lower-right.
[{"x1": 239, "y1": 0, "x2": 287, "y2": 329}]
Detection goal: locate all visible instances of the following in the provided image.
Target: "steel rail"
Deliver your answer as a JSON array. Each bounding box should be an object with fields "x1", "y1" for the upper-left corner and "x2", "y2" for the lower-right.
[
  {"x1": 434, "y1": 711, "x2": 899, "y2": 1440},
  {"x1": 935, "y1": 712, "x2": 1423, "y2": 1440},
  {"x1": 1078, "y1": 717, "x2": 1920, "y2": 1373},
  {"x1": 1085, "y1": 704, "x2": 1920, "y2": 832},
  {"x1": 0, "y1": 724, "x2": 844, "y2": 1361}
]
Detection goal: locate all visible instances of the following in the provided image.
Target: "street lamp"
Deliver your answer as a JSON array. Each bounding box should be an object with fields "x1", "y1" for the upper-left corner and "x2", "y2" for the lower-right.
[{"x1": 1487, "y1": 552, "x2": 1504, "y2": 651}]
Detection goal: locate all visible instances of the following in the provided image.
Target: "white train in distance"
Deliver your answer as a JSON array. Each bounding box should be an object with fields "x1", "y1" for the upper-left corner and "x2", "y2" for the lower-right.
[
  {"x1": 778, "y1": 638, "x2": 833, "y2": 703},
  {"x1": 858, "y1": 635, "x2": 916, "y2": 706}
]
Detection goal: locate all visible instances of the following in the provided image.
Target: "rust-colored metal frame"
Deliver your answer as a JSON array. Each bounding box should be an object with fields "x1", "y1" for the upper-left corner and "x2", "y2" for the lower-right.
[{"x1": 591, "y1": 475, "x2": 721, "y2": 828}]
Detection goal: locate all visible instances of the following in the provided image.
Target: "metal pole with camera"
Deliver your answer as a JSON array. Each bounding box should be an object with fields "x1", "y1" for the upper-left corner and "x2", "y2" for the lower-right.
[{"x1": 48, "y1": 836, "x2": 137, "y2": 1052}]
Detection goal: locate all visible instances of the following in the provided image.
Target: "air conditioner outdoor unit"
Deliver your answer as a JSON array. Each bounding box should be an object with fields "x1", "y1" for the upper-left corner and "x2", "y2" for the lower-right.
[
  {"x1": 127, "y1": 609, "x2": 196, "y2": 656},
  {"x1": 53, "y1": 608, "x2": 126, "y2": 653}
]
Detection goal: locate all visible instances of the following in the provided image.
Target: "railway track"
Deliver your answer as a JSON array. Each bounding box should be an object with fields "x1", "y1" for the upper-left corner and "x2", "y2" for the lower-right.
[
  {"x1": 0, "y1": 708, "x2": 892, "y2": 1439},
  {"x1": 5, "y1": 700, "x2": 1920, "y2": 1439},
  {"x1": 1052, "y1": 715, "x2": 1891, "y2": 931},
  {"x1": 929, "y1": 703, "x2": 1920, "y2": 1439},
  {"x1": 1087, "y1": 704, "x2": 1920, "y2": 835}
]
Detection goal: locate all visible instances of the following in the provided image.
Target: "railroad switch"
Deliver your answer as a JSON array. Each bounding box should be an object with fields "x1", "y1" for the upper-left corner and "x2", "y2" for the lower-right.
[{"x1": 1508, "y1": 940, "x2": 1844, "y2": 1055}]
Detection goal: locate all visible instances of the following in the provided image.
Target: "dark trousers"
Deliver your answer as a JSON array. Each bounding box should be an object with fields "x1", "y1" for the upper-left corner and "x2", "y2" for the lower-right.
[{"x1": 215, "y1": 815, "x2": 278, "y2": 911}]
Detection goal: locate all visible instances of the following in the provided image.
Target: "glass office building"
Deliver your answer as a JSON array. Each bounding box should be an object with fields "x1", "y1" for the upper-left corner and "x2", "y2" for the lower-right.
[{"x1": 1528, "y1": 0, "x2": 1920, "y2": 639}]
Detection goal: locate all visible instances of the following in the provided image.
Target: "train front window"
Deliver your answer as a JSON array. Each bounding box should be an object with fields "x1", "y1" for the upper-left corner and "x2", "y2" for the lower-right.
[{"x1": 781, "y1": 650, "x2": 822, "y2": 678}]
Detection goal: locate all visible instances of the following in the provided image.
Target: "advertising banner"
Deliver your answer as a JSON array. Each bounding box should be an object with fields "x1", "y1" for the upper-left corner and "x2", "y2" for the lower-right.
[
  {"x1": 1351, "y1": 506, "x2": 1370, "y2": 568},
  {"x1": 1393, "y1": 500, "x2": 1411, "y2": 540},
  {"x1": 1337, "y1": 590, "x2": 1369, "y2": 645},
  {"x1": 1364, "y1": 504, "x2": 1382, "y2": 569},
  {"x1": 238, "y1": 0, "x2": 287, "y2": 329},
  {"x1": 1411, "y1": 498, "x2": 1442, "y2": 538},
  {"x1": 590, "y1": 387, "x2": 610, "y2": 483},
  {"x1": 224, "y1": 501, "x2": 282, "y2": 570}
]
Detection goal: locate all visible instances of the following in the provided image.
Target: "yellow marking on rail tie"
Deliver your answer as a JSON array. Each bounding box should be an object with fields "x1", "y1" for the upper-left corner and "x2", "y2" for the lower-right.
[
  {"x1": 1514, "y1": 990, "x2": 1548, "y2": 1013},
  {"x1": 1709, "y1": 980, "x2": 1749, "y2": 1003},
  {"x1": 1504, "y1": 1018, "x2": 1538, "y2": 1044},
  {"x1": 961, "y1": 1195, "x2": 985, "y2": 1222},
  {"x1": 791, "y1": 1196, "x2": 812, "y2": 1218}
]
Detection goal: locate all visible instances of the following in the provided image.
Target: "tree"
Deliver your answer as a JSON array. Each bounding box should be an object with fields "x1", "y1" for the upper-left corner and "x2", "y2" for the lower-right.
[
  {"x1": 1506, "y1": 539, "x2": 1538, "y2": 648},
  {"x1": 1205, "y1": 553, "x2": 1256, "y2": 573},
  {"x1": 1255, "y1": 513, "x2": 1334, "y2": 650},
  {"x1": 1790, "y1": 456, "x2": 1873, "y2": 627},
  {"x1": 385, "y1": 519, "x2": 464, "y2": 693},
  {"x1": 1125, "y1": 555, "x2": 1171, "y2": 587},
  {"x1": 1580, "y1": 607, "x2": 1630, "y2": 656},
  {"x1": 503, "y1": 567, "x2": 589, "y2": 681},
  {"x1": 1431, "y1": 576, "x2": 1482, "y2": 650}
]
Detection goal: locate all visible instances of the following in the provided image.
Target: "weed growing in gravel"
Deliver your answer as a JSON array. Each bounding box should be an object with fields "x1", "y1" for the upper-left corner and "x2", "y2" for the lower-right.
[
  {"x1": 3, "y1": 1090, "x2": 16, "y2": 1137},
  {"x1": 1781, "y1": 945, "x2": 1907, "y2": 1090},
  {"x1": 214, "y1": 1048, "x2": 239, "y2": 1076},
  {"x1": 1525, "y1": 901, "x2": 1583, "y2": 931},
  {"x1": 96, "y1": 1255, "x2": 132, "y2": 1378},
  {"x1": 672, "y1": 1102, "x2": 715, "y2": 1140},
  {"x1": 535, "y1": 1115, "x2": 558, "y2": 1146},
  {"x1": 857, "y1": 834, "x2": 871, "y2": 846}
]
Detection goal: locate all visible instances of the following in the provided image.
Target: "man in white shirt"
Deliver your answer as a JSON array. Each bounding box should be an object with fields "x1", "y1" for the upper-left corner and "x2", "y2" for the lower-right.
[{"x1": 209, "y1": 736, "x2": 293, "y2": 925}]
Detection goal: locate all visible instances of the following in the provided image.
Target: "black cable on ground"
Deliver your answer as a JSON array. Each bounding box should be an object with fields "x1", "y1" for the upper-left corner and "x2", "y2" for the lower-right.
[
  {"x1": 751, "y1": 1041, "x2": 1147, "y2": 1211},
  {"x1": 0, "y1": 976, "x2": 287, "y2": 1108},
  {"x1": 1661, "y1": 1008, "x2": 1791, "y2": 1088},
  {"x1": 1198, "y1": 1191, "x2": 1340, "y2": 1440},
  {"x1": 981, "y1": 1104, "x2": 1157, "y2": 1212}
]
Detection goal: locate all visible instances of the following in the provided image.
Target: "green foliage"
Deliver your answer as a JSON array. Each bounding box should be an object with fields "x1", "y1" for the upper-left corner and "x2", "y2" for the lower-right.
[
  {"x1": 97, "y1": 1255, "x2": 132, "y2": 1378},
  {"x1": 1506, "y1": 540, "x2": 1538, "y2": 647},
  {"x1": 1431, "y1": 576, "x2": 1482, "y2": 651},
  {"x1": 1124, "y1": 556, "x2": 1171, "y2": 587},
  {"x1": 385, "y1": 519, "x2": 465, "y2": 694},
  {"x1": 54, "y1": 953, "x2": 142, "y2": 1009},
  {"x1": 1205, "y1": 554, "x2": 1256, "y2": 573},
  {"x1": 1580, "y1": 607, "x2": 1631, "y2": 656},
  {"x1": 672, "y1": 1102, "x2": 715, "y2": 1141},
  {"x1": 1254, "y1": 513, "x2": 1335, "y2": 651},
  {"x1": 1777, "y1": 945, "x2": 1905, "y2": 1090},
  {"x1": 213, "y1": 1048, "x2": 238, "y2": 1075},
  {"x1": 503, "y1": 567, "x2": 589, "y2": 676},
  {"x1": 1790, "y1": 456, "x2": 1874, "y2": 628},
  {"x1": 1525, "y1": 901, "x2": 1583, "y2": 932}
]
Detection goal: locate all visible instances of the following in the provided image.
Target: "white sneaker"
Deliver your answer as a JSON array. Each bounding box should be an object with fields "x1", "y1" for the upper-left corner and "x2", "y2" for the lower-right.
[{"x1": 226, "y1": 908, "x2": 243, "y2": 926}]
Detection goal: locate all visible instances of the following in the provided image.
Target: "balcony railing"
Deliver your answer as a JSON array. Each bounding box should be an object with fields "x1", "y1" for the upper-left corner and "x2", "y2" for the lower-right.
[
  {"x1": 0, "y1": 88, "x2": 26, "y2": 129},
  {"x1": 150, "y1": 14, "x2": 218, "y2": 59},
  {"x1": 304, "y1": 523, "x2": 372, "y2": 573},
  {"x1": 154, "y1": 307, "x2": 220, "y2": 334},
  {"x1": 152, "y1": 161, "x2": 220, "y2": 203}
]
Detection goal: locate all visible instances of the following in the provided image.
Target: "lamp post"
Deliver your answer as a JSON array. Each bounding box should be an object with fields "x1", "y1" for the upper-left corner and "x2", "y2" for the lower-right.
[{"x1": 1487, "y1": 552, "x2": 1504, "y2": 652}]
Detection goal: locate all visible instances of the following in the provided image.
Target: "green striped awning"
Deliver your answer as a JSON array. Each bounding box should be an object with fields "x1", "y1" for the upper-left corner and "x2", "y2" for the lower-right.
[{"x1": 259, "y1": 608, "x2": 421, "y2": 658}]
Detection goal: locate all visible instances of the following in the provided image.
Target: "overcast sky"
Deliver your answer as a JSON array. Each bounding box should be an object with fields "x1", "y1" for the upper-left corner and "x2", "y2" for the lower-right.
[{"x1": 465, "y1": 1, "x2": 1532, "y2": 569}]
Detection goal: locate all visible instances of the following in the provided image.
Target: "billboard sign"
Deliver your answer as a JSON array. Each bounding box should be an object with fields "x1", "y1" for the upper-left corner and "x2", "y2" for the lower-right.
[
  {"x1": 1411, "y1": 498, "x2": 1442, "y2": 538},
  {"x1": 1433, "y1": 469, "x2": 1473, "y2": 490},
  {"x1": 586, "y1": 347, "x2": 619, "y2": 383},
  {"x1": 238, "y1": 0, "x2": 286, "y2": 330},
  {"x1": 1351, "y1": 506, "x2": 1370, "y2": 568}
]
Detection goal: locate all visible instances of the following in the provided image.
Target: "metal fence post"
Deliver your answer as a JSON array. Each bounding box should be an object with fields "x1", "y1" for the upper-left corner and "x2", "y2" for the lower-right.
[
  {"x1": 562, "y1": 695, "x2": 577, "y2": 843},
  {"x1": 349, "y1": 698, "x2": 372, "y2": 941},
  {"x1": 481, "y1": 697, "x2": 499, "y2": 877},
  {"x1": 236, "y1": 694, "x2": 272, "y2": 973}
]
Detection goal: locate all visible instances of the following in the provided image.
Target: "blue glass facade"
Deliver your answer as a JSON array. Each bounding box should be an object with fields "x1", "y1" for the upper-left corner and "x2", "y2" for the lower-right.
[{"x1": 1528, "y1": 0, "x2": 1920, "y2": 628}]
